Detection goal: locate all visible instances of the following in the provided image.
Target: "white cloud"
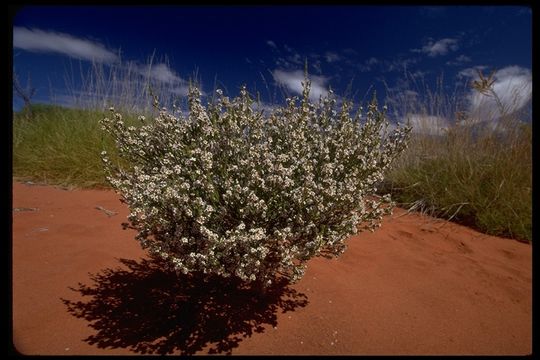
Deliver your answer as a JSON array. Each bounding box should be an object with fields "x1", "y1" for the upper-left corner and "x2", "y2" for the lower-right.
[
  {"x1": 272, "y1": 69, "x2": 329, "y2": 101},
  {"x1": 466, "y1": 65, "x2": 532, "y2": 118},
  {"x1": 405, "y1": 114, "x2": 449, "y2": 136},
  {"x1": 131, "y1": 61, "x2": 194, "y2": 96},
  {"x1": 446, "y1": 54, "x2": 471, "y2": 66},
  {"x1": 457, "y1": 65, "x2": 488, "y2": 79},
  {"x1": 281, "y1": 44, "x2": 304, "y2": 66},
  {"x1": 366, "y1": 57, "x2": 378, "y2": 65},
  {"x1": 358, "y1": 57, "x2": 379, "y2": 72},
  {"x1": 383, "y1": 57, "x2": 418, "y2": 73},
  {"x1": 266, "y1": 40, "x2": 277, "y2": 49},
  {"x1": 410, "y1": 70, "x2": 428, "y2": 78},
  {"x1": 325, "y1": 52, "x2": 341, "y2": 63},
  {"x1": 170, "y1": 86, "x2": 191, "y2": 96},
  {"x1": 275, "y1": 57, "x2": 289, "y2": 68},
  {"x1": 414, "y1": 38, "x2": 459, "y2": 57},
  {"x1": 139, "y1": 63, "x2": 182, "y2": 84},
  {"x1": 13, "y1": 26, "x2": 119, "y2": 63},
  {"x1": 288, "y1": 53, "x2": 303, "y2": 65},
  {"x1": 272, "y1": 43, "x2": 305, "y2": 68}
]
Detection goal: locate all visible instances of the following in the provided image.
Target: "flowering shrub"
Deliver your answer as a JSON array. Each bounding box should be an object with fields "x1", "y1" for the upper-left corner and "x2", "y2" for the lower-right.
[{"x1": 100, "y1": 79, "x2": 411, "y2": 288}]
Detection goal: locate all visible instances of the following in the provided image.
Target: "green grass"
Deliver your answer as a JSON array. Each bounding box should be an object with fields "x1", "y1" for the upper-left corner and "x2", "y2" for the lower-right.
[
  {"x1": 13, "y1": 54, "x2": 199, "y2": 188},
  {"x1": 13, "y1": 104, "x2": 139, "y2": 189},
  {"x1": 381, "y1": 120, "x2": 532, "y2": 242},
  {"x1": 377, "y1": 69, "x2": 532, "y2": 243}
]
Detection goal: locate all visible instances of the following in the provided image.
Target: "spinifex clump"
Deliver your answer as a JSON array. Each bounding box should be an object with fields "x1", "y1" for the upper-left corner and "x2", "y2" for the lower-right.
[{"x1": 100, "y1": 78, "x2": 410, "y2": 289}]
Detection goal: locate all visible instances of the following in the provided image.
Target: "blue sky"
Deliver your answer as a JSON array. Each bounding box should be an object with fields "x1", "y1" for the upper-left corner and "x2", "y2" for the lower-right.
[{"x1": 12, "y1": 5, "x2": 532, "y2": 127}]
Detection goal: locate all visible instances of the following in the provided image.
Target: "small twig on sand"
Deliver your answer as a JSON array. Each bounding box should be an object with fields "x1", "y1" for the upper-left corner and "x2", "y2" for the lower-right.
[
  {"x1": 95, "y1": 206, "x2": 118, "y2": 217},
  {"x1": 13, "y1": 207, "x2": 39, "y2": 212}
]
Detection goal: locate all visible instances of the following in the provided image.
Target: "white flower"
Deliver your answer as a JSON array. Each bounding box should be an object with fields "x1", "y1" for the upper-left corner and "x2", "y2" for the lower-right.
[{"x1": 100, "y1": 79, "x2": 410, "y2": 285}]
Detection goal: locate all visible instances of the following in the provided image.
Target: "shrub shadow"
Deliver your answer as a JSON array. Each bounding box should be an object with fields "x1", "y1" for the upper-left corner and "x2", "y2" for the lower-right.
[{"x1": 61, "y1": 257, "x2": 308, "y2": 355}]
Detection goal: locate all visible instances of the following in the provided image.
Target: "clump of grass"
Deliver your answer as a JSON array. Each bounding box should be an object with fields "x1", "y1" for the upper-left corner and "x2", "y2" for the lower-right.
[
  {"x1": 13, "y1": 104, "x2": 141, "y2": 188},
  {"x1": 13, "y1": 51, "x2": 194, "y2": 188},
  {"x1": 381, "y1": 70, "x2": 532, "y2": 242}
]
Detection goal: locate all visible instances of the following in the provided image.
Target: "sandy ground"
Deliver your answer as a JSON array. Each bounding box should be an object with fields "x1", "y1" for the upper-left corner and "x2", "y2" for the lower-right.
[{"x1": 11, "y1": 181, "x2": 532, "y2": 355}]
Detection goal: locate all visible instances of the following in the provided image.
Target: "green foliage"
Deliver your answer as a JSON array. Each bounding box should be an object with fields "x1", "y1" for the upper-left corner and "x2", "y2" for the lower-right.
[
  {"x1": 382, "y1": 118, "x2": 532, "y2": 242},
  {"x1": 13, "y1": 104, "x2": 140, "y2": 188}
]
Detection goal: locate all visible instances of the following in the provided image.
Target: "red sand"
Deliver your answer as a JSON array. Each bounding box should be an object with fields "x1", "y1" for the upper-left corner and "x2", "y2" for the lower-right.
[{"x1": 11, "y1": 181, "x2": 532, "y2": 355}]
